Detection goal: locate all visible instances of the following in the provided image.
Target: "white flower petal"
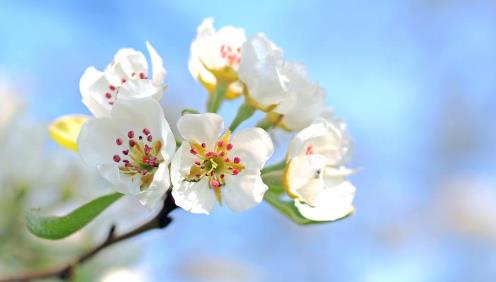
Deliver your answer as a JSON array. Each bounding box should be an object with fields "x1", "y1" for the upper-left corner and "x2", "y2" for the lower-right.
[
  {"x1": 78, "y1": 117, "x2": 123, "y2": 166},
  {"x1": 272, "y1": 62, "x2": 330, "y2": 130},
  {"x1": 99, "y1": 164, "x2": 141, "y2": 195},
  {"x1": 176, "y1": 113, "x2": 224, "y2": 146},
  {"x1": 223, "y1": 170, "x2": 268, "y2": 212},
  {"x1": 170, "y1": 143, "x2": 197, "y2": 186},
  {"x1": 324, "y1": 166, "x2": 355, "y2": 187},
  {"x1": 80, "y1": 67, "x2": 113, "y2": 117},
  {"x1": 295, "y1": 181, "x2": 356, "y2": 221},
  {"x1": 287, "y1": 119, "x2": 351, "y2": 166},
  {"x1": 189, "y1": 17, "x2": 246, "y2": 83},
  {"x1": 238, "y1": 34, "x2": 288, "y2": 108},
  {"x1": 110, "y1": 98, "x2": 165, "y2": 142},
  {"x1": 146, "y1": 41, "x2": 167, "y2": 85},
  {"x1": 107, "y1": 48, "x2": 148, "y2": 80},
  {"x1": 172, "y1": 177, "x2": 216, "y2": 215},
  {"x1": 286, "y1": 154, "x2": 327, "y2": 206},
  {"x1": 137, "y1": 162, "x2": 170, "y2": 209},
  {"x1": 230, "y1": 127, "x2": 274, "y2": 170},
  {"x1": 118, "y1": 79, "x2": 161, "y2": 100},
  {"x1": 78, "y1": 97, "x2": 174, "y2": 199}
]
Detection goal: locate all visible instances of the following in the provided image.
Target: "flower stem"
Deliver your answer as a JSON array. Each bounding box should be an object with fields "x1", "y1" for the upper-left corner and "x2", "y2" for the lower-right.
[
  {"x1": 256, "y1": 117, "x2": 275, "y2": 131},
  {"x1": 181, "y1": 108, "x2": 199, "y2": 115},
  {"x1": 207, "y1": 81, "x2": 228, "y2": 113},
  {"x1": 261, "y1": 160, "x2": 286, "y2": 175},
  {"x1": 228, "y1": 103, "x2": 256, "y2": 132}
]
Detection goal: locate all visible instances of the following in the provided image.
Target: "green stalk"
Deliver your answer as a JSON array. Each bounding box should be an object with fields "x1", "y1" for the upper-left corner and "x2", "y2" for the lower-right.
[
  {"x1": 207, "y1": 81, "x2": 228, "y2": 113},
  {"x1": 228, "y1": 103, "x2": 256, "y2": 132},
  {"x1": 256, "y1": 118, "x2": 275, "y2": 131},
  {"x1": 261, "y1": 160, "x2": 286, "y2": 175}
]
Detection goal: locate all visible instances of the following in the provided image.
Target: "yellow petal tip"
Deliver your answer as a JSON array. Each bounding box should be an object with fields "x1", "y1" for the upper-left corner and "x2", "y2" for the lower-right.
[{"x1": 49, "y1": 115, "x2": 89, "y2": 152}]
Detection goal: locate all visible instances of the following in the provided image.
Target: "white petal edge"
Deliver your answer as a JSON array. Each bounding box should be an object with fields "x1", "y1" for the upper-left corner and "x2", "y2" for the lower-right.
[
  {"x1": 171, "y1": 177, "x2": 216, "y2": 215},
  {"x1": 223, "y1": 170, "x2": 268, "y2": 212},
  {"x1": 137, "y1": 162, "x2": 171, "y2": 209},
  {"x1": 176, "y1": 113, "x2": 224, "y2": 146},
  {"x1": 146, "y1": 41, "x2": 167, "y2": 85},
  {"x1": 80, "y1": 67, "x2": 112, "y2": 117},
  {"x1": 230, "y1": 127, "x2": 274, "y2": 170},
  {"x1": 295, "y1": 181, "x2": 356, "y2": 221}
]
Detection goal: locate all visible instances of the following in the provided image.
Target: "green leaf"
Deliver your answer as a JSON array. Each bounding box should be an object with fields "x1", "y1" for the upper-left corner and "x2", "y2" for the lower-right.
[
  {"x1": 264, "y1": 190, "x2": 353, "y2": 225},
  {"x1": 26, "y1": 192, "x2": 123, "y2": 240}
]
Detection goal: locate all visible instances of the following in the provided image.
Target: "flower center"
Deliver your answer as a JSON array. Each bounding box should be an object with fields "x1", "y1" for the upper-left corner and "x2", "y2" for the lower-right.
[
  {"x1": 112, "y1": 128, "x2": 163, "y2": 191},
  {"x1": 219, "y1": 45, "x2": 241, "y2": 67},
  {"x1": 104, "y1": 72, "x2": 149, "y2": 105},
  {"x1": 184, "y1": 130, "x2": 245, "y2": 204}
]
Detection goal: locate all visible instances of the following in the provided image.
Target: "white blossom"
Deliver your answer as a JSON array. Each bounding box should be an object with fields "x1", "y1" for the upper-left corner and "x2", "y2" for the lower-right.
[
  {"x1": 80, "y1": 42, "x2": 166, "y2": 117},
  {"x1": 189, "y1": 17, "x2": 246, "y2": 99},
  {"x1": 78, "y1": 98, "x2": 175, "y2": 209},
  {"x1": 171, "y1": 113, "x2": 274, "y2": 214},
  {"x1": 285, "y1": 118, "x2": 355, "y2": 221}
]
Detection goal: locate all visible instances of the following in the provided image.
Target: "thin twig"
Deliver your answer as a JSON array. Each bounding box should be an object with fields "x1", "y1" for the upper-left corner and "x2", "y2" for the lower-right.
[{"x1": 0, "y1": 192, "x2": 178, "y2": 282}]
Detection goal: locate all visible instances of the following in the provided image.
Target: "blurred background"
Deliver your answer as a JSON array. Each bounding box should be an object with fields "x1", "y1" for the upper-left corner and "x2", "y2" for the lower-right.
[{"x1": 1, "y1": 0, "x2": 495, "y2": 281}]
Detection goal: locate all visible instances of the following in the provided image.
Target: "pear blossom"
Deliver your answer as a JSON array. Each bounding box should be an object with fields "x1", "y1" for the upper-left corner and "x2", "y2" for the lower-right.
[
  {"x1": 189, "y1": 17, "x2": 246, "y2": 99},
  {"x1": 238, "y1": 34, "x2": 288, "y2": 110},
  {"x1": 171, "y1": 113, "x2": 274, "y2": 214},
  {"x1": 284, "y1": 118, "x2": 355, "y2": 221},
  {"x1": 80, "y1": 42, "x2": 167, "y2": 117},
  {"x1": 269, "y1": 62, "x2": 333, "y2": 131},
  {"x1": 78, "y1": 98, "x2": 176, "y2": 209}
]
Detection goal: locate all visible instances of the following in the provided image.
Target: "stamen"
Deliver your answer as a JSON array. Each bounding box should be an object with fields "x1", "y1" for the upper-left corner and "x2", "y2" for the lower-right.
[
  {"x1": 113, "y1": 155, "x2": 121, "y2": 163},
  {"x1": 201, "y1": 143, "x2": 206, "y2": 148},
  {"x1": 190, "y1": 148, "x2": 197, "y2": 155},
  {"x1": 129, "y1": 139, "x2": 136, "y2": 147},
  {"x1": 234, "y1": 157, "x2": 240, "y2": 164},
  {"x1": 143, "y1": 128, "x2": 150, "y2": 135},
  {"x1": 144, "y1": 145, "x2": 151, "y2": 155},
  {"x1": 116, "y1": 138, "x2": 123, "y2": 145},
  {"x1": 109, "y1": 85, "x2": 116, "y2": 91},
  {"x1": 232, "y1": 169, "x2": 239, "y2": 175},
  {"x1": 305, "y1": 145, "x2": 314, "y2": 155},
  {"x1": 105, "y1": 92, "x2": 112, "y2": 99},
  {"x1": 128, "y1": 130, "x2": 135, "y2": 138},
  {"x1": 226, "y1": 144, "x2": 233, "y2": 150},
  {"x1": 122, "y1": 149, "x2": 129, "y2": 155},
  {"x1": 147, "y1": 135, "x2": 153, "y2": 142}
]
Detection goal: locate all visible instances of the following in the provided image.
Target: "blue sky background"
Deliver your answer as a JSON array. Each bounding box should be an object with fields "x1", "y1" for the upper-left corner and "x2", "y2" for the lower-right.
[{"x1": 1, "y1": 1, "x2": 496, "y2": 281}]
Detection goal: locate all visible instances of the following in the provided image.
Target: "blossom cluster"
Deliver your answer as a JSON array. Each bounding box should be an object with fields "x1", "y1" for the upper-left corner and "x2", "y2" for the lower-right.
[{"x1": 52, "y1": 18, "x2": 357, "y2": 222}]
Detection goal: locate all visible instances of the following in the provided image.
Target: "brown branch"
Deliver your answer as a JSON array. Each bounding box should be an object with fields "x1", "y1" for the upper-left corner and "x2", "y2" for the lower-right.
[{"x1": 0, "y1": 193, "x2": 178, "y2": 282}]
